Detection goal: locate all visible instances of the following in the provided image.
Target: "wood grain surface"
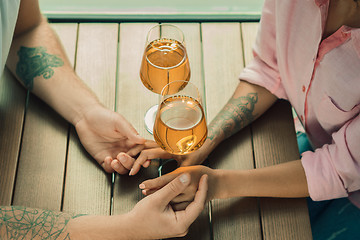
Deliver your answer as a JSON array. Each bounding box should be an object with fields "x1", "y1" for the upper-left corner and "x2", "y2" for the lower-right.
[{"x1": 1, "y1": 21, "x2": 312, "y2": 240}]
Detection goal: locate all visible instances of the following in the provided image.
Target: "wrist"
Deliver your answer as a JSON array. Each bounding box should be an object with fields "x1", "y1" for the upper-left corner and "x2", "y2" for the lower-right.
[
  {"x1": 212, "y1": 169, "x2": 247, "y2": 200},
  {"x1": 72, "y1": 101, "x2": 104, "y2": 127},
  {"x1": 67, "y1": 214, "x2": 133, "y2": 240},
  {"x1": 188, "y1": 139, "x2": 216, "y2": 165},
  {"x1": 212, "y1": 169, "x2": 227, "y2": 199}
]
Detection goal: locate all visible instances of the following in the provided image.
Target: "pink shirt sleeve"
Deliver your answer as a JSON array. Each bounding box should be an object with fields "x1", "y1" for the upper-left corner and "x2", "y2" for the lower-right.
[
  {"x1": 301, "y1": 114, "x2": 360, "y2": 201},
  {"x1": 239, "y1": 0, "x2": 287, "y2": 99}
]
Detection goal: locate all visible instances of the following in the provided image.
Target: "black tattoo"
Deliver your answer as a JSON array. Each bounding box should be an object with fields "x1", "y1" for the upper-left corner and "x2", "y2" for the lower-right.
[
  {"x1": 208, "y1": 93, "x2": 258, "y2": 140},
  {"x1": 16, "y1": 46, "x2": 64, "y2": 90}
]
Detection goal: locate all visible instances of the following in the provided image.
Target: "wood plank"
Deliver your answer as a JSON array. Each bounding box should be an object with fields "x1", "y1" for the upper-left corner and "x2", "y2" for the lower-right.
[
  {"x1": 0, "y1": 69, "x2": 26, "y2": 205},
  {"x1": 252, "y1": 100, "x2": 312, "y2": 240},
  {"x1": 12, "y1": 24, "x2": 77, "y2": 210},
  {"x1": 163, "y1": 23, "x2": 211, "y2": 240},
  {"x1": 241, "y1": 22, "x2": 259, "y2": 65},
  {"x1": 62, "y1": 23, "x2": 118, "y2": 215},
  {"x1": 201, "y1": 22, "x2": 261, "y2": 240},
  {"x1": 113, "y1": 23, "x2": 160, "y2": 215}
]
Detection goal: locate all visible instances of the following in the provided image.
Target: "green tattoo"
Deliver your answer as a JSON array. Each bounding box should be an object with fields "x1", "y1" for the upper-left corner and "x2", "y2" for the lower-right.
[
  {"x1": 0, "y1": 206, "x2": 72, "y2": 239},
  {"x1": 208, "y1": 93, "x2": 258, "y2": 140},
  {"x1": 16, "y1": 46, "x2": 64, "y2": 90}
]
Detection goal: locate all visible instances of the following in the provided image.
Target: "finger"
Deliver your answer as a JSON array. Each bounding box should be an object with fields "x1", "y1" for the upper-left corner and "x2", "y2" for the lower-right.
[
  {"x1": 131, "y1": 148, "x2": 173, "y2": 176},
  {"x1": 181, "y1": 174, "x2": 209, "y2": 223},
  {"x1": 139, "y1": 173, "x2": 178, "y2": 190},
  {"x1": 170, "y1": 192, "x2": 195, "y2": 204},
  {"x1": 114, "y1": 113, "x2": 146, "y2": 145},
  {"x1": 129, "y1": 151, "x2": 148, "y2": 176},
  {"x1": 144, "y1": 140, "x2": 160, "y2": 149},
  {"x1": 117, "y1": 152, "x2": 135, "y2": 170},
  {"x1": 143, "y1": 160, "x2": 151, "y2": 168},
  {"x1": 101, "y1": 156, "x2": 115, "y2": 173},
  {"x1": 126, "y1": 145, "x2": 144, "y2": 157},
  {"x1": 111, "y1": 159, "x2": 129, "y2": 175},
  {"x1": 172, "y1": 201, "x2": 192, "y2": 211},
  {"x1": 141, "y1": 187, "x2": 160, "y2": 196},
  {"x1": 151, "y1": 173, "x2": 191, "y2": 205}
]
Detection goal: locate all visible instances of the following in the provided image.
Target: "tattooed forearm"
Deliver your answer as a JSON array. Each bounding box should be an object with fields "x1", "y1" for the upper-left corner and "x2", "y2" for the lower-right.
[
  {"x1": 16, "y1": 46, "x2": 64, "y2": 90},
  {"x1": 208, "y1": 92, "x2": 258, "y2": 140},
  {"x1": 0, "y1": 206, "x2": 77, "y2": 240}
]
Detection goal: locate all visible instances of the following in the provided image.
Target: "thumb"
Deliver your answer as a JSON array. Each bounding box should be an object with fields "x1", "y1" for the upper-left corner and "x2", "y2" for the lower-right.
[
  {"x1": 115, "y1": 115, "x2": 145, "y2": 144},
  {"x1": 152, "y1": 173, "x2": 191, "y2": 205}
]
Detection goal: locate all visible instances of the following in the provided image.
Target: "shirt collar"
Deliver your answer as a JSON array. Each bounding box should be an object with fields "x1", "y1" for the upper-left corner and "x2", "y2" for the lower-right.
[{"x1": 314, "y1": 0, "x2": 328, "y2": 7}]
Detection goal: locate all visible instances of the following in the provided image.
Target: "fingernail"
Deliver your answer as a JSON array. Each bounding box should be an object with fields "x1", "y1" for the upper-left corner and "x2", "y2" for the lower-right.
[
  {"x1": 129, "y1": 168, "x2": 134, "y2": 176},
  {"x1": 139, "y1": 183, "x2": 145, "y2": 189},
  {"x1": 179, "y1": 174, "x2": 189, "y2": 184},
  {"x1": 113, "y1": 160, "x2": 120, "y2": 169},
  {"x1": 118, "y1": 155, "x2": 125, "y2": 162}
]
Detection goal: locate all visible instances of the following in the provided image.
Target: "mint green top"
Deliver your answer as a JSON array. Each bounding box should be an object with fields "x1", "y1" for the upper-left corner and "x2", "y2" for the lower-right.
[
  {"x1": 39, "y1": 0, "x2": 264, "y2": 21},
  {"x1": 0, "y1": 0, "x2": 21, "y2": 76}
]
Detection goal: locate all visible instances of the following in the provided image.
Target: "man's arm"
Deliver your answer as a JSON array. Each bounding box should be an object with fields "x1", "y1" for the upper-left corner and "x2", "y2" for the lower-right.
[
  {"x1": 7, "y1": 0, "x2": 99, "y2": 125},
  {"x1": 0, "y1": 174, "x2": 208, "y2": 239},
  {"x1": 6, "y1": 0, "x2": 145, "y2": 174}
]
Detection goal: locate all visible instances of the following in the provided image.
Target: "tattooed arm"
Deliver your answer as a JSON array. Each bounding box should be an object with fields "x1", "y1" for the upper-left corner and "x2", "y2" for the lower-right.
[
  {"x1": 203, "y1": 81, "x2": 277, "y2": 153},
  {"x1": 0, "y1": 174, "x2": 208, "y2": 239},
  {"x1": 5, "y1": 0, "x2": 145, "y2": 174},
  {"x1": 6, "y1": 1, "x2": 98, "y2": 125},
  {"x1": 171, "y1": 80, "x2": 278, "y2": 166},
  {"x1": 125, "y1": 80, "x2": 277, "y2": 174}
]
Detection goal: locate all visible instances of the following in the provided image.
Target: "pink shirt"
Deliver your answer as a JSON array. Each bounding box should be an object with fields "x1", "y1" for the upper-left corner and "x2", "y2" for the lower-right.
[{"x1": 239, "y1": 0, "x2": 360, "y2": 207}]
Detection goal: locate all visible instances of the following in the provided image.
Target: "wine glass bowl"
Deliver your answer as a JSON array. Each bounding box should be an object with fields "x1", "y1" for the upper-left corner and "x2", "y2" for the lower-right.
[
  {"x1": 153, "y1": 80, "x2": 207, "y2": 155},
  {"x1": 140, "y1": 37, "x2": 190, "y2": 94},
  {"x1": 139, "y1": 24, "x2": 191, "y2": 134}
]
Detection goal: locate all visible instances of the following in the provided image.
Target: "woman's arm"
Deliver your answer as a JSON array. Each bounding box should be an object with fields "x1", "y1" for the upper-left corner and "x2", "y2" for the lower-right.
[
  {"x1": 140, "y1": 161, "x2": 309, "y2": 209},
  {"x1": 126, "y1": 80, "x2": 278, "y2": 174}
]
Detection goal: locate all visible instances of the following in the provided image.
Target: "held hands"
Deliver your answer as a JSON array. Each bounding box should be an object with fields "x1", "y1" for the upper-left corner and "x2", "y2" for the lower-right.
[
  {"x1": 128, "y1": 173, "x2": 209, "y2": 239},
  {"x1": 139, "y1": 165, "x2": 218, "y2": 210},
  {"x1": 74, "y1": 104, "x2": 145, "y2": 173},
  {"x1": 114, "y1": 139, "x2": 210, "y2": 176}
]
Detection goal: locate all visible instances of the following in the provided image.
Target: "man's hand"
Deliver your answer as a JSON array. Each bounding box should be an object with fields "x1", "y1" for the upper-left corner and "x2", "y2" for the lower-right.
[
  {"x1": 128, "y1": 173, "x2": 209, "y2": 239},
  {"x1": 139, "y1": 166, "x2": 218, "y2": 210},
  {"x1": 74, "y1": 104, "x2": 145, "y2": 174}
]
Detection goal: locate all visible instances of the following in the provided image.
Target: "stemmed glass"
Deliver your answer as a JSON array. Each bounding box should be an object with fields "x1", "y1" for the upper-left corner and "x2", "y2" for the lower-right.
[
  {"x1": 153, "y1": 80, "x2": 207, "y2": 155},
  {"x1": 140, "y1": 24, "x2": 190, "y2": 134}
]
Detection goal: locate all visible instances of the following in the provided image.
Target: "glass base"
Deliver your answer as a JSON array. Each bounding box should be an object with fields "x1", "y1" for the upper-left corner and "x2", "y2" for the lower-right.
[{"x1": 144, "y1": 104, "x2": 158, "y2": 135}]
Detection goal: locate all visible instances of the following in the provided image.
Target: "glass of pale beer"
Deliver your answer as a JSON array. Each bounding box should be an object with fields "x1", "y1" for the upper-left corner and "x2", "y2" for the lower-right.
[
  {"x1": 140, "y1": 24, "x2": 190, "y2": 134},
  {"x1": 153, "y1": 80, "x2": 207, "y2": 155}
]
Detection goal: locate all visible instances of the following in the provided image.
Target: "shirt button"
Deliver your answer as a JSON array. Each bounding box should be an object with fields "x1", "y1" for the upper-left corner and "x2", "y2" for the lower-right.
[{"x1": 302, "y1": 85, "x2": 306, "y2": 92}]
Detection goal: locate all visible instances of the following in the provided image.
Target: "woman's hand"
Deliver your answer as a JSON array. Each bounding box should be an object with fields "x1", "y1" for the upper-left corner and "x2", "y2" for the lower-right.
[
  {"x1": 139, "y1": 165, "x2": 219, "y2": 210},
  {"x1": 116, "y1": 139, "x2": 212, "y2": 176}
]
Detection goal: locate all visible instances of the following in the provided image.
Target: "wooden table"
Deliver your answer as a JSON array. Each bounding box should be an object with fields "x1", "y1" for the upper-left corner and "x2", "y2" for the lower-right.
[{"x1": 0, "y1": 22, "x2": 312, "y2": 239}]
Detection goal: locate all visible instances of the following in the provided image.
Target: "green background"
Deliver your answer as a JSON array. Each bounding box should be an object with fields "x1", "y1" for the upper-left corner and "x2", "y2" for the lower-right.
[{"x1": 39, "y1": 0, "x2": 264, "y2": 21}]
